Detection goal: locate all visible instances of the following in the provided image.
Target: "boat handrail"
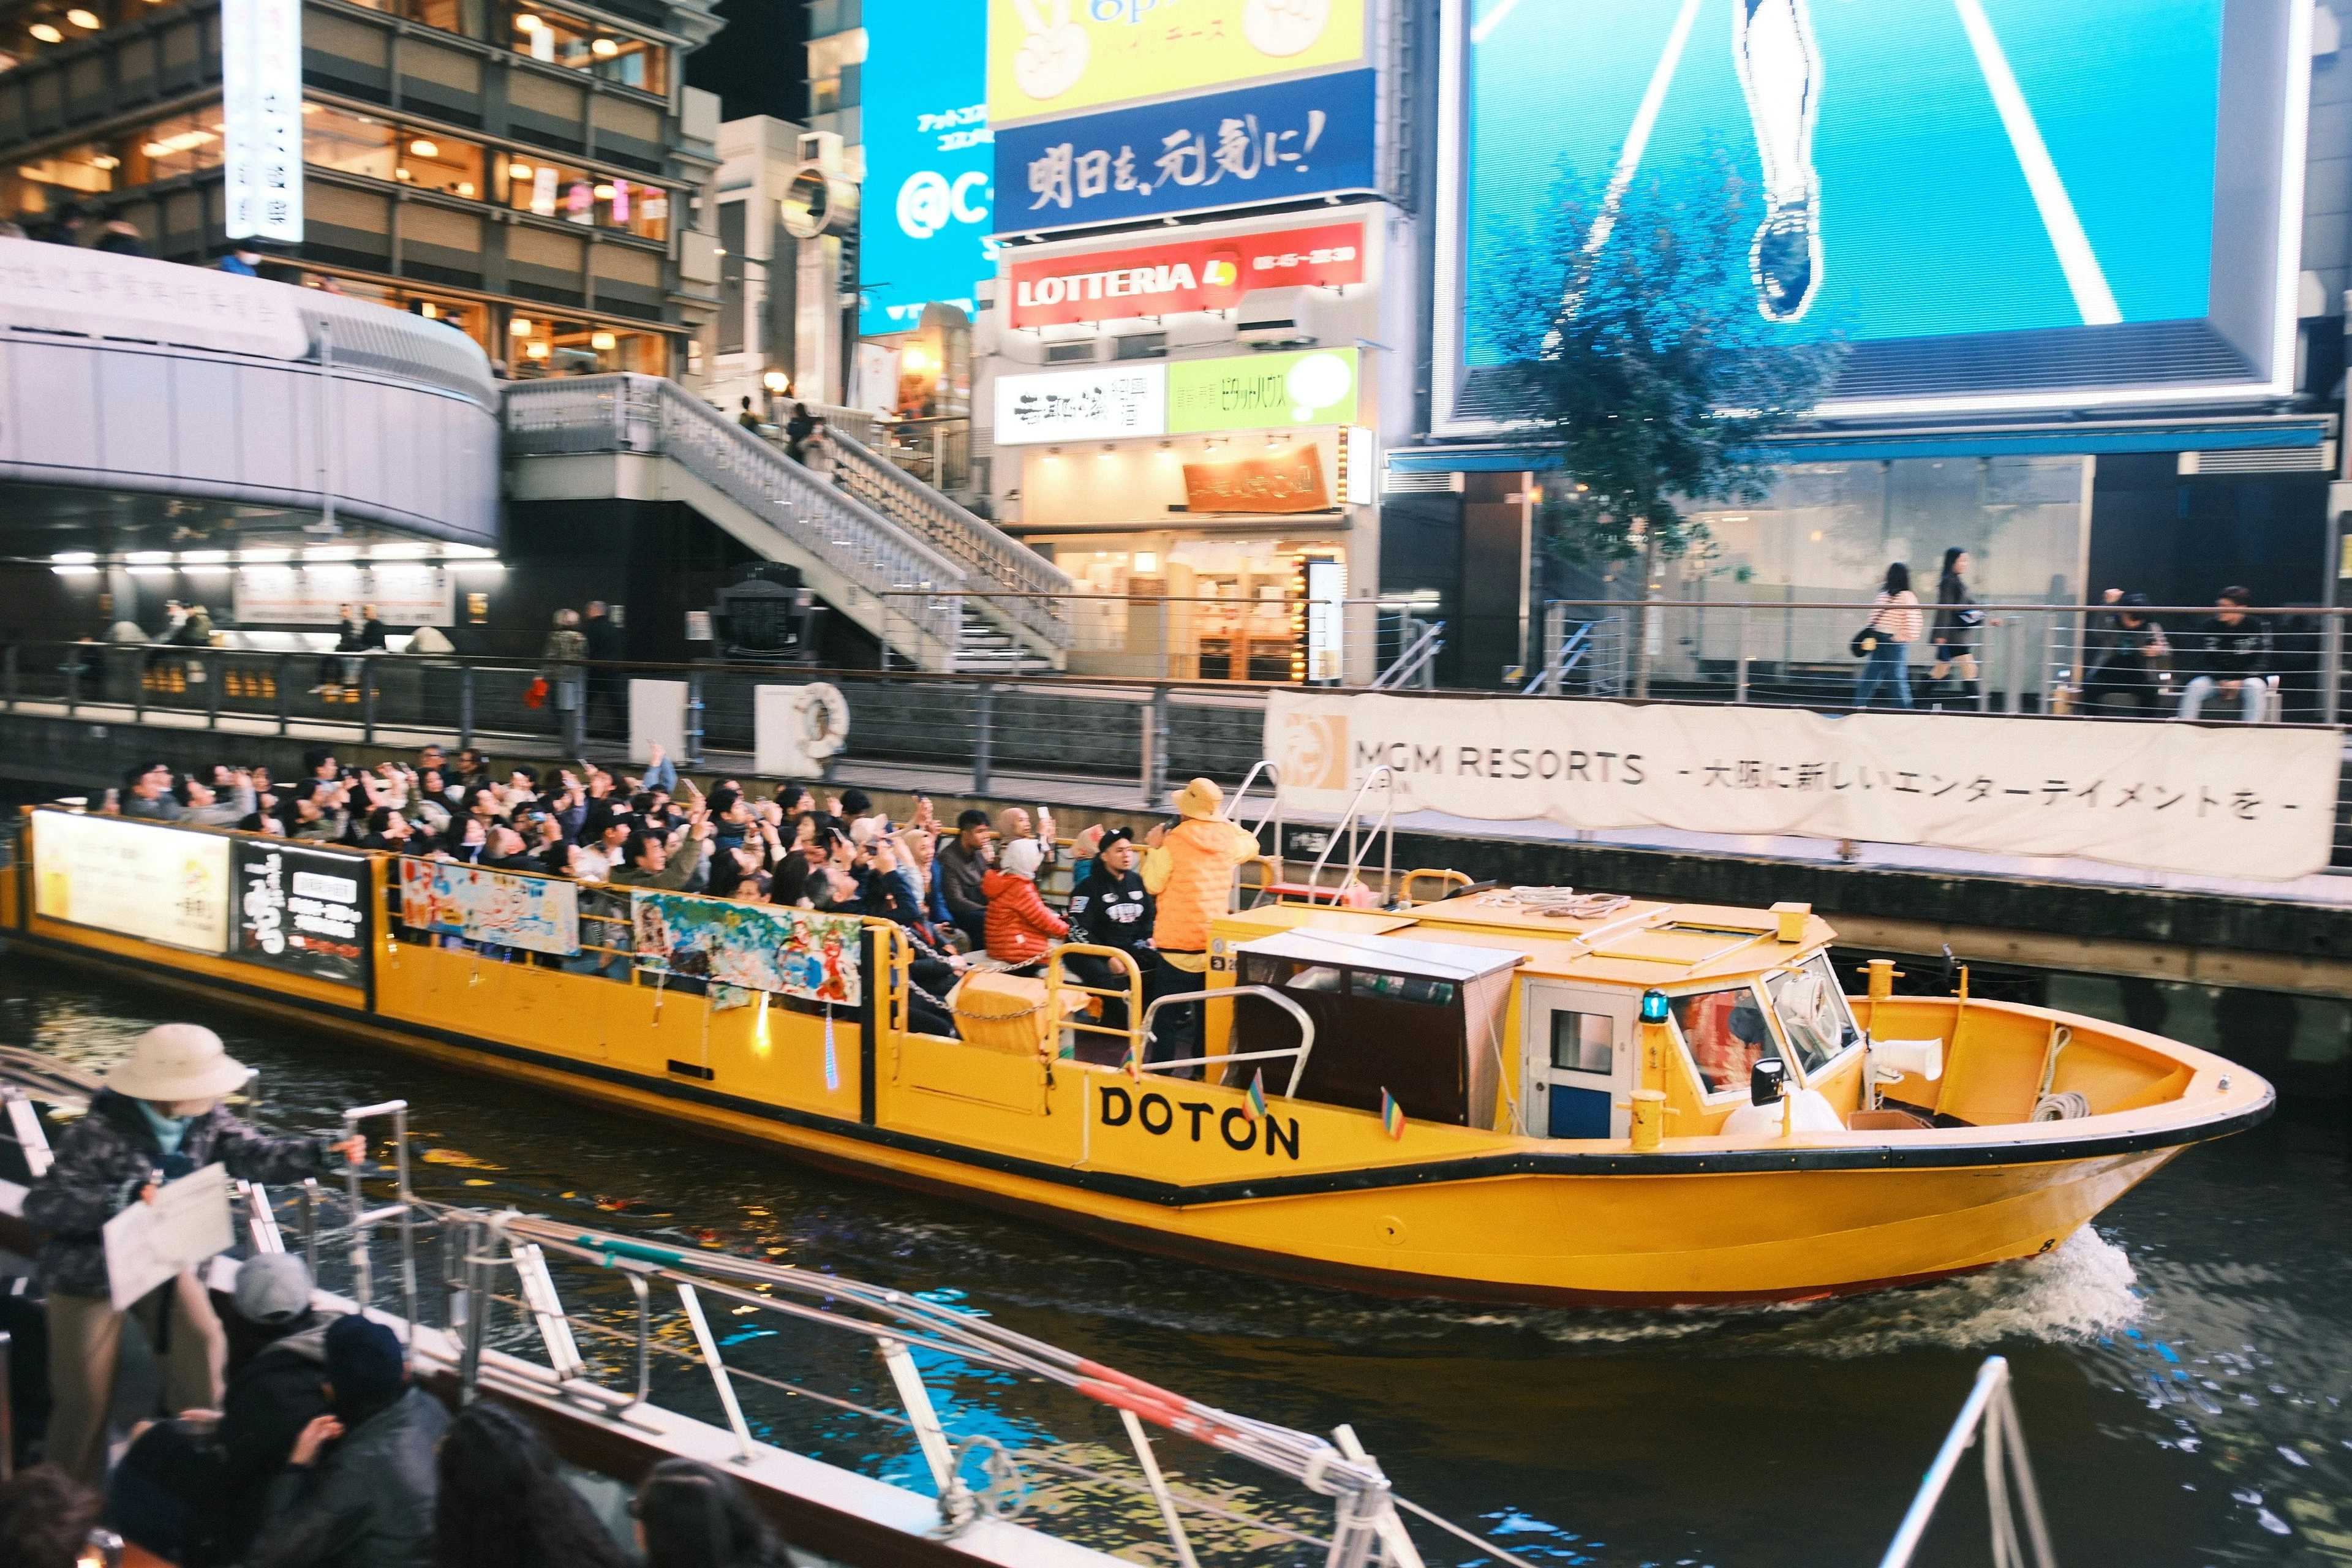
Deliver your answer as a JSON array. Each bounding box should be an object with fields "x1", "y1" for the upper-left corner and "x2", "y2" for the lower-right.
[
  {"x1": 1300, "y1": 763, "x2": 1398, "y2": 906},
  {"x1": 1135, "y1": 984, "x2": 1319, "y2": 1097},
  {"x1": 1878, "y1": 1354, "x2": 2056, "y2": 1568},
  {"x1": 1044, "y1": 944, "x2": 1146, "y2": 1061},
  {"x1": 1227, "y1": 759, "x2": 1283, "y2": 861}
]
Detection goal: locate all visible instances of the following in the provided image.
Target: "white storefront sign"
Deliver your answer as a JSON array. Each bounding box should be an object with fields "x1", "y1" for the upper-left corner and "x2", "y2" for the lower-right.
[
  {"x1": 32, "y1": 812, "x2": 232, "y2": 952},
  {"x1": 993, "y1": 363, "x2": 1167, "y2": 444},
  {"x1": 222, "y1": 0, "x2": 304, "y2": 243},
  {"x1": 1265, "y1": 692, "x2": 2341, "y2": 881},
  {"x1": 232, "y1": 567, "x2": 456, "y2": 627}
]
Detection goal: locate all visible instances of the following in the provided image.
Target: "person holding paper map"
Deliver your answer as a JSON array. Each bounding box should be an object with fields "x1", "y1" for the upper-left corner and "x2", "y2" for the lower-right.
[{"x1": 23, "y1": 1023, "x2": 361, "y2": 1485}]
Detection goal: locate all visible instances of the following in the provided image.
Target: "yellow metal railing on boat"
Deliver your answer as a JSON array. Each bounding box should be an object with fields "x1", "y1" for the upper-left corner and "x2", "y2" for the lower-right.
[{"x1": 1044, "y1": 944, "x2": 1144, "y2": 1065}]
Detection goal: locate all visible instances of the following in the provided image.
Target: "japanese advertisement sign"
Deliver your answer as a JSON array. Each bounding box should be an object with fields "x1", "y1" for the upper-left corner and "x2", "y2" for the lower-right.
[
  {"x1": 1169, "y1": 346, "x2": 1356, "y2": 432},
  {"x1": 32, "y1": 812, "x2": 231, "y2": 954},
  {"x1": 1183, "y1": 444, "x2": 1331, "y2": 512},
  {"x1": 231, "y1": 566, "x2": 456, "y2": 628},
  {"x1": 863, "y1": 0, "x2": 998, "y2": 336},
  {"x1": 994, "y1": 68, "x2": 1376, "y2": 232},
  {"x1": 399, "y1": 858, "x2": 580, "y2": 957},
  {"x1": 994, "y1": 363, "x2": 1167, "y2": 443},
  {"x1": 232, "y1": 842, "x2": 371, "y2": 988},
  {"x1": 631, "y1": 894, "x2": 864, "y2": 1007},
  {"x1": 221, "y1": 0, "x2": 303, "y2": 243},
  {"x1": 1006, "y1": 219, "x2": 1364, "y2": 329},
  {"x1": 1265, "y1": 693, "x2": 2341, "y2": 881},
  {"x1": 987, "y1": 0, "x2": 1366, "y2": 125}
]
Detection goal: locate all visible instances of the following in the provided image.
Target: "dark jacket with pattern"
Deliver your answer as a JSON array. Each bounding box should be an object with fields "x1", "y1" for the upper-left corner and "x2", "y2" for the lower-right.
[
  {"x1": 251, "y1": 1385, "x2": 450, "y2": 1568},
  {"x1": 21, "y1": 1088, "x2": 333, "y2": 1298}
]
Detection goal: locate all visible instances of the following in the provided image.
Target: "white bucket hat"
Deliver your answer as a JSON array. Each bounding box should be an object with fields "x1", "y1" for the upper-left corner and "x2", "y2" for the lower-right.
[
  {"x1": 106, "y1": 1023, "x2": 251, "y2": 1102},
  {"x1": 999, "y1": 838, "x2": 1043, "y2": 880}
]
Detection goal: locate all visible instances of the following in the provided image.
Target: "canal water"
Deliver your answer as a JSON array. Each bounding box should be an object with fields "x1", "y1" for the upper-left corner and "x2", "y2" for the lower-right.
[{"x1": 4, "y1": 954, "x2": 2346, "y2": 1568}]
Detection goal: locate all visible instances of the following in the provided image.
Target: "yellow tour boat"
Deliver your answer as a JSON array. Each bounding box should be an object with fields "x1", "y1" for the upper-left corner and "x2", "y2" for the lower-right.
[{"x1": 4, "y1": 807, "x2": 2272, "y2": 1305}]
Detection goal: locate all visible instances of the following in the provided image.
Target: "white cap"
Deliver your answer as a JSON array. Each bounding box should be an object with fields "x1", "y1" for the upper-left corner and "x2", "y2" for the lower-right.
[
  {"x1": 1000, "y1": 839, "x2": 1043, "y2": 880},
  {"x1": 105, "y1": 1023, "x2": 251, "y2": 1102}
]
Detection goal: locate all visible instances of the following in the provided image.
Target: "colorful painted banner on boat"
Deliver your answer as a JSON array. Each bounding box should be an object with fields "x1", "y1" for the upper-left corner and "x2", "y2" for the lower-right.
[
  {"x1": 1265, "y1": 691, "x2": 2342, "y2": 881},
  {"x1": 398, "y1": 858, "x2": 579, "y2": 956},
  {"x1": 628, "y1": 893, "x2": 862, "y2": 1007}
]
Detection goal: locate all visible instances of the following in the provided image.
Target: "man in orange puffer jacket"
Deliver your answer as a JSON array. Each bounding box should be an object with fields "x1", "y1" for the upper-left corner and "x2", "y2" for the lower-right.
[
  {"x1": 982, "y1": 837, "x2": 1067, "y2": 968},
  {"x1": 1139, "y1": 778, "x2": 1260, "y2": 1077}
]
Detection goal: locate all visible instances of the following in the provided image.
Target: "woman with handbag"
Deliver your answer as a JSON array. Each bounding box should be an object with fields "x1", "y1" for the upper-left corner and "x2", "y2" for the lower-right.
[
  {"x1": 1928, "y1": 546, "x2": 1986, "y2": 708},
  {"x1": 1853, "y1": 562, "x2": 1922, "y2": 709}
]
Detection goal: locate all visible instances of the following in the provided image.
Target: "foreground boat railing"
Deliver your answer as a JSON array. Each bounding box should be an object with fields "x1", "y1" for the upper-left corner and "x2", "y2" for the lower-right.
[{"x1": 1880, "y1": 1355, "x2": 2057, "y2": 1568}]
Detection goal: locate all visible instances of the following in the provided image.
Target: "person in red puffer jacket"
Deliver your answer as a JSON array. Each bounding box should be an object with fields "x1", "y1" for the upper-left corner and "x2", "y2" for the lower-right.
[{"x1": 982, "y1": 838, "x2": 1066, "y2": 968}]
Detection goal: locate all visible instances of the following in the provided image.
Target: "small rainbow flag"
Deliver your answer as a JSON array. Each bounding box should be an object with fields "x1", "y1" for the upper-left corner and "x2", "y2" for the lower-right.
[
  {"x1": 1246, "y1": 1069, "x2": 1267, "y2": 1122},
  {"x1": 1381, "y1": 1089, "x2": 1406, "y2": 1140},
  {"x1": 1123, "y1": 1041, "x2": 1142, "y2": 1082}
]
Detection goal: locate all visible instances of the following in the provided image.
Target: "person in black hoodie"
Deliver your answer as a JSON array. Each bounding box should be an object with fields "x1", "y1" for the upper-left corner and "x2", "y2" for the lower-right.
[
  {"x1": 251, "y1": 1314, "x2": 450, "y2": 1568},
  {"x1": 109, "y1": 1254, "x2": 342, "y2": 1567},
  {"x1": 2177, "y1": 585, "x2": 2274, "y2": 722},
  {"x1": 2080, "y1": 591, "x2": 2169, "y2": 717},
  {"x1": 1064, "y1": 827, "x2": 1156, "y2": 1055}
]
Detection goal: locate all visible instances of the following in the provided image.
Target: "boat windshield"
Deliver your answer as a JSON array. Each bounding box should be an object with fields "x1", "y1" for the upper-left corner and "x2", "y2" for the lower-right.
[
  {"x1": 1766, "y1": 955, "x2": 1863, "y2": 1074},
  {"x1": 1669, "y1": 986, "x2": 1778, "y2": 1095}
]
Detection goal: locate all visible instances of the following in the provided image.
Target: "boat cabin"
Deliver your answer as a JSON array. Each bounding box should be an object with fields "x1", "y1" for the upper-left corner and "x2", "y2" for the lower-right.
[{"x1": 1211, "y1": 891, "x2": 1877, "y2": 1140}]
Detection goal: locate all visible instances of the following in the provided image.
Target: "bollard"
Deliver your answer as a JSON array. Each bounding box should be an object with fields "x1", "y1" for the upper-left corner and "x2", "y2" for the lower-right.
[
  {"x1": 1866, "y1": 957, "x2": 1901, "y2": 1004},
  {"x1": 1626, "y1": 1089, "x2": 1670, "y2": 1152},
  {"x1": 972, "y1": 682, "x2": 996, "y2": 794}
]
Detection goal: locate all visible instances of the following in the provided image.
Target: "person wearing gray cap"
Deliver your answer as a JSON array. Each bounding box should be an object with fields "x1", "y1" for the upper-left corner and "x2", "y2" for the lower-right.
[
  {"x1": 22, "y1": 1024, "x2": 362, "y2": 1484},
  {"x1": 111, "y1": 1254, "x2": 342, "y2": 1567}
]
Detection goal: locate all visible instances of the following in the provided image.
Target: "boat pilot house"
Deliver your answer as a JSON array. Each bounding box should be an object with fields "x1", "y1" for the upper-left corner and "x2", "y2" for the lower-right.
[{"x1": 1229, "y1": 930, "x2": 1520, "y2": 1130}]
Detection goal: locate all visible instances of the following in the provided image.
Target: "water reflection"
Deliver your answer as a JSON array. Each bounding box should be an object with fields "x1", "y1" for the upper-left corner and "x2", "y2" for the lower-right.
[{"x1": 4, "y1": 957, "x2": 2345, "y2": 1567}]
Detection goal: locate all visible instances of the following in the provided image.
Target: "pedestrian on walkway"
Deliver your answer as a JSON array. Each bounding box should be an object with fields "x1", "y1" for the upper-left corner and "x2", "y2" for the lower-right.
[
  {"x1": 1927, "y1": 547, "x2": 1985, "y2": 709},
  {"x1": 540, "y1": 609, "x2": 587, "y2": 731},
  {"x1": 583, "y1": 600, "x2": 623, "y2": 736},
  {"x1": 22, "y1": 1025, "x2": 359, "y2": 1484},
  {"x1": 1853, "y1": 563, "x2": 1922, "y2": 710}
]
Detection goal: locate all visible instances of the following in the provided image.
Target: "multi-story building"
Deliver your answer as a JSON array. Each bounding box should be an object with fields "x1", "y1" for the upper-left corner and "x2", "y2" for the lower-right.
[{"x1": 0, "y1": 0, "x2": 726, "y2": 377}]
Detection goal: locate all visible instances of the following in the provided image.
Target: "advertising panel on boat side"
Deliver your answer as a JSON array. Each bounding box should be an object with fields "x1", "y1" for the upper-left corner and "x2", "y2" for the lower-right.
[
  {"x1": 1267, "y1": 692, "x2": 2342, "y2": 880},
  {"x1": 630, "y1": 894, "x2": 862, "y2": 1008},
  {"x1": 398, "y1": 858, "x2": 580, "y2": 957},
  {"x1": 31, "y1": 811, "x2": 232, "y2": 954},
  {"x1": 231, "y1": 840, "x2": 371, "y2": 987}
]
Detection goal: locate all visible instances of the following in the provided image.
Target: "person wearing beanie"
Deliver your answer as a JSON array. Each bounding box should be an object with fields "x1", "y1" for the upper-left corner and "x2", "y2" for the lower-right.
[
  {"x1": 1139, "y1": 779, "x2": 1261, "y2": 1076},
  {"x1": 251, "y1": 1314, "x2": 448, "y2": 1568},
  {"x1": 981, "y1": 835, "x2": 1068, "y2": 968},
  {"x1": 23, "y1": 1025, "x2": 361, "y2": 1485},
  {"x1": 1065, "y1": 826, "x2": 1155, "y2": 1047},
  {"x1": 110, "y1": 1254, "x2": 342, "y2": 1567}
]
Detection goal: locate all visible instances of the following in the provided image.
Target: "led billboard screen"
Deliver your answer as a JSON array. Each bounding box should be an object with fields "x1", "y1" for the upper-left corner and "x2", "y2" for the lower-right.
[
  {"x1": 1437, "y1": 0, "x2": 2307, "y2": 425},
  {"x1": 987, "y1": 0, "x2": 1366, "y2": 125},
  {"x1": 862, "y1": 0, "x2": 998, "y2": 336}
]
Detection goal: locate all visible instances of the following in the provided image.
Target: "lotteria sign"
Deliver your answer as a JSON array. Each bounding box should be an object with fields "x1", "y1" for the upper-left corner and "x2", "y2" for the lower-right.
[{"x1": 1007, "y1": 221, "x2": 1364, "y2": 330}]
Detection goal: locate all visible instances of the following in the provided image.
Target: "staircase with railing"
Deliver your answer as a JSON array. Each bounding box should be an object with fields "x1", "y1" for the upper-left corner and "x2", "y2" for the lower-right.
[
  {"x1": 824, "y1": 426, "x2": 1072, "y2": 661},
  {"x1": 503, "y1": 375, "x2": 1072, "y2": 673}
]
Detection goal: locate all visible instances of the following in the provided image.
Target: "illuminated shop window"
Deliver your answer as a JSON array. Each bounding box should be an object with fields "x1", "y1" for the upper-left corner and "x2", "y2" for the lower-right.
[
  {"x1": 510, "y1": 8, "x2": 666, "y2": 93},
  {"x1": 500, "y1": 157, "x2": 668, "y2": 239},
  {"x1": 301, "y1": 104, "x2": 485, "y2": 199},
  {"x1": 504, "y1": 313, "x2": 669, "y2": 377}
]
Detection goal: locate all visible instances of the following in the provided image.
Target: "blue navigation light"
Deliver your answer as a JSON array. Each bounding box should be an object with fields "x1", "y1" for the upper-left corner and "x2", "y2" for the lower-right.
[{"x1": 1640, "y1": 990, "x2": 1669, "y2": 1023}]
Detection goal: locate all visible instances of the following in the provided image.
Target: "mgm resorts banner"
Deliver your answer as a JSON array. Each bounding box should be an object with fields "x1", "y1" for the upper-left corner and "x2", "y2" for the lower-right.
[
  {"x1": 233, "y1": 840, "x2": 371, "y2": 986},
  {"x1": 1265, "y1": 693, "x2": 2342, "y2": 881}
]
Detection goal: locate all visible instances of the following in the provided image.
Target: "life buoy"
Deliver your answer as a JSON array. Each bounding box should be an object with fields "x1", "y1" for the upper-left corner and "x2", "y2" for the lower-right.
[{"x1": 794, "y1": 682, "x2": 850, "y2": 759}]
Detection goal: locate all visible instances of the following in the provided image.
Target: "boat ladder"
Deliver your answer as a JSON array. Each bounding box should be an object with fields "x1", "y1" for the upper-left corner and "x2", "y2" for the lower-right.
[{"x1": 1880, "y1": 1355, "x2": 2057, "y2": 1568}]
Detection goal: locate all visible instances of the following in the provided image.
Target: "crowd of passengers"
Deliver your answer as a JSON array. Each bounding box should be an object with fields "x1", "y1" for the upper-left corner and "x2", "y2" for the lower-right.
[
  {"x1": 0, "y1": 1023, "x2": 798, "y2": 1568},
  {"x1": 92, "y1": 741, "x2": 1185, "y2": 1046}
]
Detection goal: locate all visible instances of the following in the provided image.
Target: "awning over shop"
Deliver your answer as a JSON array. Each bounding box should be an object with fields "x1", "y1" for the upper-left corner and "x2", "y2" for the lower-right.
[{"x1": 1383, "y1": 415, "x2": 2335, "y2": 475}]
